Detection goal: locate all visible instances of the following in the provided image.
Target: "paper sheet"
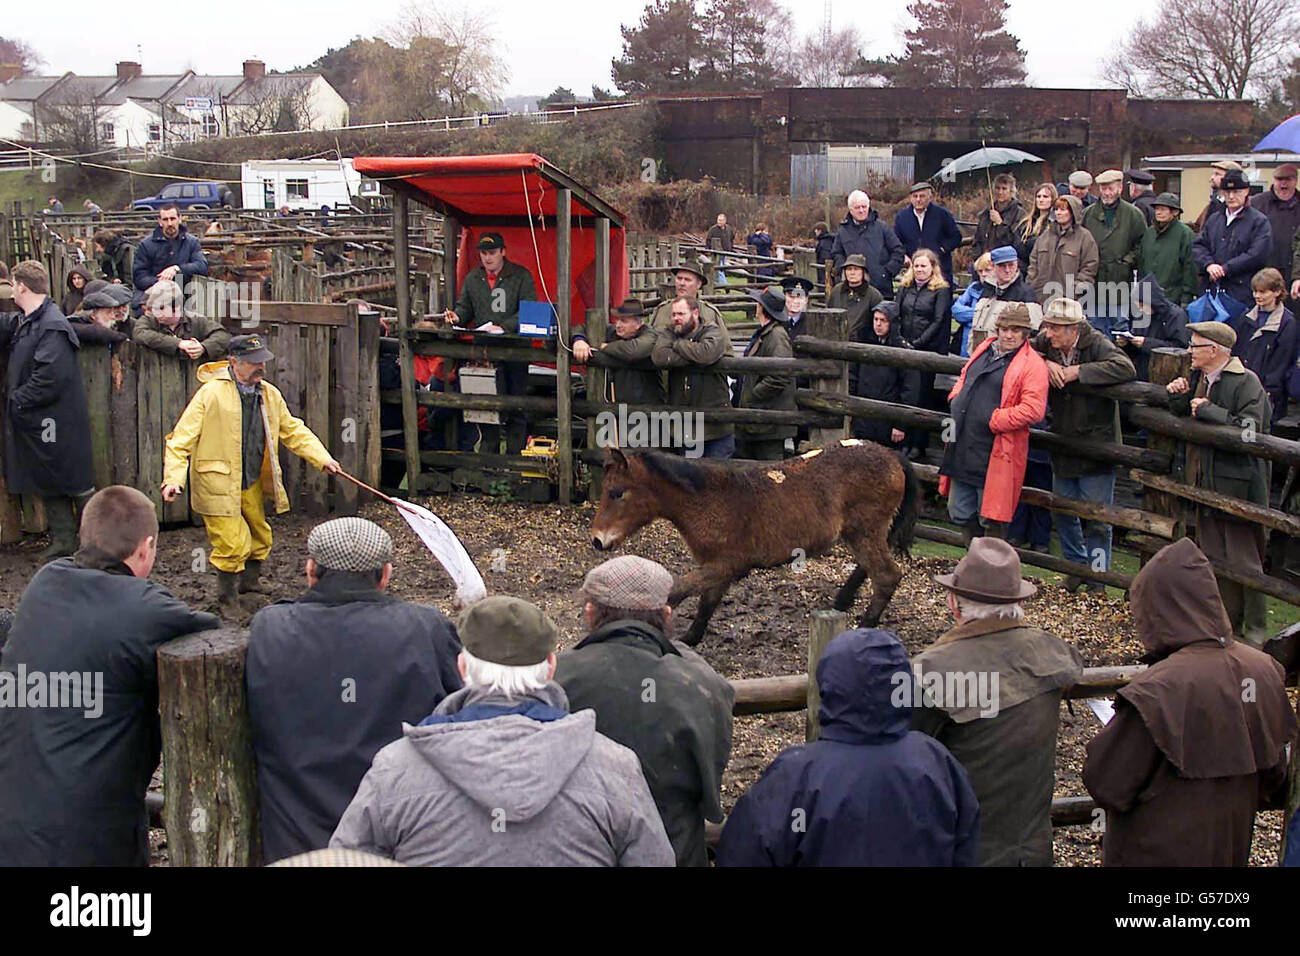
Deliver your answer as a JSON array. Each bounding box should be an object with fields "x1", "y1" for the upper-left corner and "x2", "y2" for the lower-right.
[
  {"x1": 395, "y1": 500, "x2": 488, "y2": 607},
  {"x1": 1087, "y1": 698, "x2": 1116, "y2": 726}
]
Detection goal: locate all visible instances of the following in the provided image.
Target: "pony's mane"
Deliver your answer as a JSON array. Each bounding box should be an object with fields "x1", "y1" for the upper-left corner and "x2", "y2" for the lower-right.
[{"x1": 636, "y1": 450, "x2": 710, "y2": 493}]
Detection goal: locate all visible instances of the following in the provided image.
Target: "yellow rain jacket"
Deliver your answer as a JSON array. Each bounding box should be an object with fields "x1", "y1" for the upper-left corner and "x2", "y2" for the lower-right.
[{"x1": 163, "y1": 360, "x2": 331, "y2": 517}]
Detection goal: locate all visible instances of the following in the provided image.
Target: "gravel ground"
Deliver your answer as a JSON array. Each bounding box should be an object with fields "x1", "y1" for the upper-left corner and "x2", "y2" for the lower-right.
[{"x1": 1, "y1": 491, "x2": 1291, "y2": 867}]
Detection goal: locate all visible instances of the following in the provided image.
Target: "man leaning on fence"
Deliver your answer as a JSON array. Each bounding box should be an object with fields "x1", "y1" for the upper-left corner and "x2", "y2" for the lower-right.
[
  {"x1": 162, "y1": 334, "x2": 341, "y2": 618},
  {"x1": 1032, "y1": 297, "x2": 1137, "y2": 593},
  {"x1": 133, "y1": 279, "x2": 230, "y2": 360},
  {"x1": 1165, "y1": 321, "x2": 1272, "y2": 645},
  {"x1": 651, "y1": 295, "x2": 734, "y2": 459},
  {"x1": 0, "y1": 260, "x2": 95, "y2": 559},
  {"x1": 131, "y1": 203, "x2": 208, "y2": 315}
]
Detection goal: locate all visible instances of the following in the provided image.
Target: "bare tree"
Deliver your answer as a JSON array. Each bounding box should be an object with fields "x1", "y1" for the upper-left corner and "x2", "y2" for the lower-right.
[
  {"x1": 384, "y1": 1, "x2": 507, "y2": 113},
  {"x1": 0, "y1": 36, "x2": 44, "y2": 75},
  {"x1": 1103, "y1": 0, "x2": 1299, "y2": 99},
  {"x1": 38, "y1": 80, "x2": 100, "y2": 151},
  {"x1": 231, "y1": 77, "x2": 317, "y2": 135},
  {"x1": 795, "y1": 24, "x2": 871, "y2": 87}
]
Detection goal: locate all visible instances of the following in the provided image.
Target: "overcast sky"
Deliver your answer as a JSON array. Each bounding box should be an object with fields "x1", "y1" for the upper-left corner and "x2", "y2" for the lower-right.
[{"x1": 23, "y1": 0, "x2": 1161, "y2": 97}]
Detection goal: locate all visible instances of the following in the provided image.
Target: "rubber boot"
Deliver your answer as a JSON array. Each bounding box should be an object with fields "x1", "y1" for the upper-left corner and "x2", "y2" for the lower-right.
[
  {"x1": 38, "y1": 496, "x2": 78, "y2": 561},
  {"x1": 960, "y1": 515, "x2": 984, "y2": 547},
  {"x1": 216, "y1": 571, "x2": 242, "y2": 618},
  {"x1": 239, "y1": 559, "x2": 269, "y2": 594},
  {"x1": 983, "y1": 520, "x2": 1008, "y2": 540}
]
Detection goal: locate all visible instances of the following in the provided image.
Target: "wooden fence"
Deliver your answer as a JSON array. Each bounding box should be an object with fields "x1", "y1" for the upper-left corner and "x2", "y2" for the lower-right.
[{"x1": 0, "y1": 300, "x2": 382, "y2": 541}]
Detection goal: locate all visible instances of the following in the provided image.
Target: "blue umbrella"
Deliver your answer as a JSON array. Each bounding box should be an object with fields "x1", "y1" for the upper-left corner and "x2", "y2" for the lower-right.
[
  {"x1": 933, "y1": 146, "x2": 1045, "y2": 182},
  {"x1": 1254, "y1": 113, "x2": 1300, "y2": 153}
]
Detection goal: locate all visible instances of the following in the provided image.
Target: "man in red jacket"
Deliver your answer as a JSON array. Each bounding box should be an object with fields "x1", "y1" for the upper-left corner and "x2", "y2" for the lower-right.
[{"x1": 939, "y1": 304, "x2": 1049, "y2": 543}]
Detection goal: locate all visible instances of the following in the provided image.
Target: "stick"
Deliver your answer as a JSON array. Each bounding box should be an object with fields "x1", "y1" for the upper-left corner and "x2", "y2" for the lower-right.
[{"x1": 335, "y1": 468, "x2": 418, "y2": 515}]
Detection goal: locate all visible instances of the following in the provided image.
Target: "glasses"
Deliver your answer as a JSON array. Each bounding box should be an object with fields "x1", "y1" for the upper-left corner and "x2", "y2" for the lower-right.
[{"x1": 1188, "y1": 343, "x2": 1218, "y2": 350}]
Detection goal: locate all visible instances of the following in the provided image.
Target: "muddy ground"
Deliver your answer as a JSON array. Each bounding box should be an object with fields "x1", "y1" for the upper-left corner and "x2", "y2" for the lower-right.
[{"x1": 0, "y1": 492, "x2": 1289, "y2": 867}]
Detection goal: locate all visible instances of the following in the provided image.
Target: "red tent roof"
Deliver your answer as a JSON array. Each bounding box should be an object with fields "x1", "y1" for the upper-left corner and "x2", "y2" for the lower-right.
[{"x1": 351, "y1": 154, "x2": 623, "y2": 223}]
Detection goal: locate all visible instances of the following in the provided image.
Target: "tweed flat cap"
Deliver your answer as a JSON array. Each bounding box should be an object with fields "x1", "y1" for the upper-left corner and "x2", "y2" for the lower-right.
[
  {"x1": 580, "y1": 555, "x2": 673, "y2": 611},
  {"x1": 1188, "y1": 321, "x2": 1237, "y2": 349},
  {"x1": 458, "y1": 595, "x2": 558, "y2": 666},
  {"x1": 1067, "y1": 171, "x2": 1093, "y2": 188},
  {"x1": 307, "y1": 517, "x2": 394, "y2": 572},
  {"x1": 1211, "y1": 159, "x2": 1243, "y2": 171},
  {"x1": 1042, "y1": 297, "x2": 1087, "y2": 325},
  {"x1": 81, "y1": 289, "x2": 121, "y2": 309},
  {"x1": 1094, "y1": 169, "x2": 1124, "y2": 185},
  {"x1": 908, "y1": 181, "x2": 933, "y2": 193}
]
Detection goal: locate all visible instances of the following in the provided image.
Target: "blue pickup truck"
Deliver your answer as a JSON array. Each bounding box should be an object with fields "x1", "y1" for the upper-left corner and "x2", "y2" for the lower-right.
[{"x1": 132, "y1": 181, "x2": 235, "y2": 211}]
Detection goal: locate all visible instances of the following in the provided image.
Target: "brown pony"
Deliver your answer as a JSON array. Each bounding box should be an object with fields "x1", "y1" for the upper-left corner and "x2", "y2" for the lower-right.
[{"x1": 591, "y1": 440, "x2": 918, "y2": 646}]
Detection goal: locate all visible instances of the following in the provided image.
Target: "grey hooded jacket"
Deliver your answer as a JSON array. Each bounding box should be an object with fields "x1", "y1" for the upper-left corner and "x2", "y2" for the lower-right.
[{"x1": 329, "y1": 681, "x2": 674, "y2": 866}]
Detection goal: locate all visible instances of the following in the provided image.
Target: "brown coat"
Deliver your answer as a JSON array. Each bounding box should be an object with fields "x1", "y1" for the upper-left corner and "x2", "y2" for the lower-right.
[
  {"x1": 1026, "y1": 196, "x2": 1099, "y2": 304},
  {"x1": 1082, "y1": 538, "x2": 1297, "y2": 866}
]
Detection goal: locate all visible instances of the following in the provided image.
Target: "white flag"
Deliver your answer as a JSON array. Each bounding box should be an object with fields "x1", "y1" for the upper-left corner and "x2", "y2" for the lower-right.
[{"x1": 395, "y1": 500, "x2": 487, "y2": 608}]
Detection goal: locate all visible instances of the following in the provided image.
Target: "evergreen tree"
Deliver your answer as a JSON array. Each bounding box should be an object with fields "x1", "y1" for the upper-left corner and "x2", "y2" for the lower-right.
[
  {"x1": 856, "y1": 0, "x2": 1027, "y2": 88},
  {"x1": 611, "y1": 0, "x2": 705, "y2": 94}
]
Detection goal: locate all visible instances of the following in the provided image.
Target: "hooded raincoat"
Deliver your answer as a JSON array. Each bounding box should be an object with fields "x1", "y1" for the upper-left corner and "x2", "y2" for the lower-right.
[
  {"x1": 715, "y1": 629, "x2": 980, "y2": 867},
  {"x1": 1083, "y1": 539, "x2": 1297, "y2": 866}
]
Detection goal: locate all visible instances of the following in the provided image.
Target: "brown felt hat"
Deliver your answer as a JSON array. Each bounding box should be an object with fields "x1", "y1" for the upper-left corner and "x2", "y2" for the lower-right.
[
  {"x1": 995, "y1": 303, "x2": 1034, "y2": 330},
  {"x1": 457, "y1": 595, "x2": 558, "y2": 666},
  {"x1": 1188, "y1": 321, "x2": 1236, "y2": 349},
  {"x1": 934, "y1": 537, "x2": 1037, "y2": 604}
]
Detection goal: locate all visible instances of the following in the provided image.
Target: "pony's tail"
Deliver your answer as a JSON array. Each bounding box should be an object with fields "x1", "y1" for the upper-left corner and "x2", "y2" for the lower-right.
[{"x1": 889, "y1": 451, "x2": 919, "y2": 557}]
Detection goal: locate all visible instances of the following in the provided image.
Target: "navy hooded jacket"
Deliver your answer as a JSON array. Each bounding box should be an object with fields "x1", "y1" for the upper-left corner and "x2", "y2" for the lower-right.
[
  {"x1": 831, "y1": 210, "x2": 905, "y2": 299},
  {"x1": 715, "y1": 629, "x2": 980, "y2": 867},
  {"x1": 1126, "y1": 274, "x2": 1190, "y2": 381}
]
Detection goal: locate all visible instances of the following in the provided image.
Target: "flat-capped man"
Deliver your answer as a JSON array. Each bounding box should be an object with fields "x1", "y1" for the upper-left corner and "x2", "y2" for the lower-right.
[
  {"x1": 441, "y1": 232, "x2": 538, "y2": 454},
  {"x1": 162, "y1": 334, "x2": 340, "y2": 616}
]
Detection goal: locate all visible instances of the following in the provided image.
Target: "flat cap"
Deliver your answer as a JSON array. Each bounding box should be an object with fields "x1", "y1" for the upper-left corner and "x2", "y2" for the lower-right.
[
  {"x1": 580, "y1": 555, "x2": 673, "y2": 612},
  {"x1": 1274, "y1": 163, "x2": 1298, "y2": 180},
  {"x1": 1042, "y1": 297, "x2": 1087, "y2": 325},
  {"x1": 1094, "y1": 169, "x2": 1124, "y2": 185},
  {"x1": 842, "y1": 253, "x2": 868, "y2": 269},
  {"x1": 1211, "y1": 159, "x2": 1243, "y2": 171},
  {"x1": 990, "y1": 245, "x2": 1018, "y2": 264},
  {"x1": 908, "y1": 181, "x2": 933, "y2": 193},
  {"x1": 1151, "y1": 191, "x2": 1183, "y2": 211},
  {"x1": 81, "y1": 289, "x2": 122, "y2": 309},
  {"x1": 1067, "y1": 170, "x2": 1093, "y2": 188},
  {"x1": 1188, "y1": 321, "x2": 1237, "y2": 349},
  {"x1": 1125, "y1": 168, "x2": 1155, "y2": 184},
  {"x1": 458, "y1": 595, "x2": 558, "y2": 666},
  {"x1": 307, "y1": 517, "x2": 394, "y2": 572}
]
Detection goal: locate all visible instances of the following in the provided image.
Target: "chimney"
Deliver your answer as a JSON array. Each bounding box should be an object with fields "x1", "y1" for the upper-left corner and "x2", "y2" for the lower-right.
[
  {"x1": 116, "y1": 61, "x2": 142, "y2": 82},
  {"x1": 0, "y1": 64, "x2": 21, "y2": 84},
  {"x1": 242, "y1": 59, "x2": 266, "y2": 82}
]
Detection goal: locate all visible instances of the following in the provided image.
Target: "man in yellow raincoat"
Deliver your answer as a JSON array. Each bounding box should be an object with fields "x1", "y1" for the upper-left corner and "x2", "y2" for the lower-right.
[{"x1": 162, "y1": 334, "x2": 340, "y2": 615}]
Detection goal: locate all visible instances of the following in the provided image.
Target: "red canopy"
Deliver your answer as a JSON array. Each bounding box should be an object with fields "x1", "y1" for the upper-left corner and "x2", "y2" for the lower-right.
[{"x1": 353, "y1": 154, "x2": 630, "y2": 324}]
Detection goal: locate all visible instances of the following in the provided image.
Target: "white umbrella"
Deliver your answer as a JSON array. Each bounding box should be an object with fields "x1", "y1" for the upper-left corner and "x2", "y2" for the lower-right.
[{"x1": 934, "y1": 146, "x2": 1045, "y2": 183}]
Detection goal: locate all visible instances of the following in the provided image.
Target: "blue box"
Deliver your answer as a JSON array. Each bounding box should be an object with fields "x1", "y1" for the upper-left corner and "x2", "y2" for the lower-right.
[{"x1": 518, "y1": 300, "x2": 556, "y2": 337}]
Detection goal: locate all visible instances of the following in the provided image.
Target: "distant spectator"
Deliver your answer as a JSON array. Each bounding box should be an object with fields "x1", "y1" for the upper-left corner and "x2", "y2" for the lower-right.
[
  {"x1": 917, "y1": 538, "x2": 1083, "y2": 866},
  {"x1": 82, "y1": 198, "x2": 103, "y2": 216},
  {"x1": 1194, "y1": 159, "x2": 1242, "y2": 232},
  {"x1": 275, "y1": 205, "x2": 292, "y2": 218},
  {"x1": 1193, "y1": 169, "x2": 1273, "y2": 309},
  {"x1": 780, "y1": 275, "x2": 813, "y2": 341},
  {"x1": 652, "y1": 295, "x2": 734, "y2": 459},
  {"x1": 1027, "y1": 195, "x2": 1098, "y2": 306},
  {"x1": 1083, "y1": 538, "x2": 1296, "y2": 865},
  {"x1": 1126, "y1": 169, "x2": 1158, "y2": 226},
  {"x1": 716, "y1": 628, "x2": 980, "y2": 867},
  {"x1": 893, "y1": 182, "x2": 963, "y2": 282},
  {"x1": 938, "y1": 304, "x2": 1048, "y2": 541},
  {"x1": 826, "y1": 253, "x2": 883, "y2": 340},
  {"x1": 1120, "y1": 274, "x2": 1190, "y2": 381},
  {"x1": 849, "y1": 301, "x2": 909, "y2": 448},
  {"x1": 131, "y1": 203, "x2": 208, "y2": 313},
  {"x1": 46, "y1": 195, "x2": 63, "y2": 214},
  {"x1": 705, "y1": 213, "x2": 736, "y2": 284},
  {"x1": 1032, "y1": 297, "x2": 1137, "y2": 593},
  {"x1": 1167, "y1": 322, "x2": 1272, "y2": 643},
  {"x1": 1067, "y1": 170, "x2": 1096, "y2": 208},
  {"x1": 60, "y1": 264, "x2": 92, "y2": 316},
  {"x1": 734, "y1": 285, "x2": 795, "y2": 461},
  {"x1": 1017, "y1": 183, "x2": 1058, "y2": 267},
  {"x1": 132, "y1": 279, "x2": 230, "y2": 360},
  {"x1": 971, "y1": 174, "x2": 1027, "y2": 265},
  {"x1": 1251, "y1": 163, "x2": 1299, "y2": 291},
  {"x1": 952, "y1": 252, "x2": 994, "y2": 356},
  {"x1": 897, "y1": 248, "x2": 953, "y2": 461},
  {"x1": 831, "y1": 190, "x2": 904, "y2": 299},
  {"x1": 93, "y1": 229, "x2": 133, "y2": 288},
  {"x1": 968, "y1": 246, "x2": 1038, "y2": 353},
  {"x1": 556, "y1": 556, "x2": 734, "y2": 867},
  {"x1": 1081, "y1": 170, "x2": 1147, "y2": 335},
  {"x1": 1136, "y1": 193, "x2": 1198, "y2": 307},
  {"x1": 746, "y1": 222, "x2": 774, "y2": 277},
  {"x1": 812, "y1": 222, "x2": 835, "y2": 289},
  {"x1": 1232, "y1": 267, "x2": 1297, "y2": 430},
  {"x1": 247, "y1": 517, "x2": 463, "y2": 863},
  {"x1": 69, "y1": 286, "x2": 132, "y2": 346},
  {"x1": 330, "y1": 596, "x2": 675, "y2": 866}
]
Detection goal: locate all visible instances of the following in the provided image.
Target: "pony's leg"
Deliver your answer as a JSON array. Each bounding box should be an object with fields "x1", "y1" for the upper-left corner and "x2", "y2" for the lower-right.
[
  {"x1": 668, "y1": 568, "x2": 708, "y2": 607},
  {"x1": 854, "y1": 535, "x2": 904, "y2": 627},
  {"x1": 832, "y1": 566, "x2": 868, "y2": 612},
  {"x1": 682, "y1": 579, "x2": 732, "y2": 647}
]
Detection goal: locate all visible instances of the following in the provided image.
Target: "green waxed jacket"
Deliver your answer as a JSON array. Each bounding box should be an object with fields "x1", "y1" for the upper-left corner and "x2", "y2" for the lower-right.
[
  {"x1": 451, "y1": 260, "x2": 537, "y2": 333},
  {"x1": 1136, "y1": 219, "x2": 1198, "y2": 306},
  {"x1": 652, "y1": 317, "x2": 733, "y2": 441},
  {"x1": 1082, "y1": 199, "x2": 1148, "y2": 287}
]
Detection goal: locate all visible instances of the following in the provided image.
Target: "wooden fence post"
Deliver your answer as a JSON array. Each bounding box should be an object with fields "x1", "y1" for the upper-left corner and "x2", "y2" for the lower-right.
[
  {"x1": 806, "y1": 609, "x2": 847, "y2": 742},
  {"x1": 556, "y1": 188, "x2": 573, "y2": 505},
  {"x1": 158, "y1": 626, "x2": 260, "y2": 867},
  {"x1": 804, "y1": 307, "x2": 849, "y2": 446},
  {"x1": 1143, "y1": 347, "x2": 1191, "y2": 546}
]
